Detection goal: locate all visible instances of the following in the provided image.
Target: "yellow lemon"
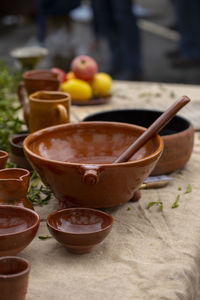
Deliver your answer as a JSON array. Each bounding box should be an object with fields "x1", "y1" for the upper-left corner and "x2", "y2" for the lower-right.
[
  {"x1": 91, "y1": 73, "x2": 112, "y2": 97},
  {"x1": 61, "y1": 78, "x2": 92, "y2": 102}
]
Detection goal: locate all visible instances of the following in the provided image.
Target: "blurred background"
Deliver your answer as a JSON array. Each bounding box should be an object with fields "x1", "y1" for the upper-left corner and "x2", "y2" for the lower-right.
[{"x1": 1, "y1": 0, "x2": 200, "y2": 84}]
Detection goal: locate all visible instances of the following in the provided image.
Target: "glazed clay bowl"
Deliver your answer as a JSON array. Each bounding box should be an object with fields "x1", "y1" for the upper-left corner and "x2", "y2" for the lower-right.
[
  {"x1": 0, "y1": 206, "x2": 40, "y2": 256},
  {"x1": 0, "y1": 256, "x2": 30, "y2": 300},
  {"x1": 23, "y1": 122, "x2": 163, "y2": 208},
  {"x1": 47, "y1": 208, "x2": 113, "y2": 254},
  {"x1": 83, "y1": 109, "x2": 194, "y2": 175},
  {"x1": 0, "y1": 151, "x2": 8, "y2": 169},
  {"x1": 9, "y1": 134, "x2": 32, "y2": 170}
]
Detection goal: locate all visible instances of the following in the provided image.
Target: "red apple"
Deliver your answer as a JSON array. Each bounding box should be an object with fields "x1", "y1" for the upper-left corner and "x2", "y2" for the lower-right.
[
  {"x1": 51, "y1": 68, "x2": 66, "y2": 83},
  {"x1": 70, "y1": 55, "x2": 98, "y2": 81}
]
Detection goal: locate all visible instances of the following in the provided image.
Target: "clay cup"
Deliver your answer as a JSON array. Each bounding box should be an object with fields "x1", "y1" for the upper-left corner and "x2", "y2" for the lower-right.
[{"x1": 0, "y1": 256, "x2": 30, "y2": 300}]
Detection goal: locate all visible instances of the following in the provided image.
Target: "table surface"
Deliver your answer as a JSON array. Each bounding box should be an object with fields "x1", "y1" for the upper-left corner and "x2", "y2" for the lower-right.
[{"x1": 22, "y1": 81, "x2": 200, "y2": 300}]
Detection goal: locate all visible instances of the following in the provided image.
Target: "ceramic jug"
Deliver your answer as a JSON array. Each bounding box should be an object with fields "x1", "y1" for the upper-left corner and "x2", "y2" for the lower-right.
[
  {"x1": 0, "y1": 151, "x2": 8, "y2": 169},
  {"x1": 0, "y1": 168, "x2": 33, "y2": 210},
  {"x1": 17, "y1": 69, "x2": 61, "y2": 125},
  {"x1": 28, "y1": 91, "x2": 71, "y2": 133}
]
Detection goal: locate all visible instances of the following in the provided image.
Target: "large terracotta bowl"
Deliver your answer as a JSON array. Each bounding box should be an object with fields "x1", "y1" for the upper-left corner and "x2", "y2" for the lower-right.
[
  {"x1": 83, "y1": 109, "x2": 194, "y2": 175},
  {"x1": 0, "y1": 206, "x2": 40, "y2": 256},
  {"x1": 23, "y1": 122, "x2": 163, "y2": 208}
]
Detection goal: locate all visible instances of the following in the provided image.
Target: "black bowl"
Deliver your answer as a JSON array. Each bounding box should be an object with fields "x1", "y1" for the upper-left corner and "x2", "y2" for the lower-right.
[{"x1": 83, "y1": 109, "x2": 194, "y2": 175}]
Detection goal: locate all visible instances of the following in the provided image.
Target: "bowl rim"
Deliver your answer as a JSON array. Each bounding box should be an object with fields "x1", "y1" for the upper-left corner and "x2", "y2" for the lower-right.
[
  {"x1": 0, "y1": 150, "x2": 8, "y2": 159},
  {"x1": 0, "y1": 256, "x2": 31, "y2": 279},
  {"x1": 0, "y1": 205, "x2": 40, "y2": 237},
  {"x1": 22, "y1": 69, "x2": 60, "y2": 82},
  {"x1": 9, "y1": 133, "x2": 29, "y2": 149},
  {"x1": 83, "y1": 108, "x2": 193, "y2": 133},
  {"x1": 23, "y1": 121, "x2": 164, "y2": 167},
  {"x1": 46, "y1": 207, "x2": 114, "y2": 235}
]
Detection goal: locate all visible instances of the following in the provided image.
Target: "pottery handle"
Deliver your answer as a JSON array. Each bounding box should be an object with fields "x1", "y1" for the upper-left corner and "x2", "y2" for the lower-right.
[
  {"x1": 55, "y1": 104, "x2": 69, "y2": 123},
  {"x1": 18, "y1": 82, "x2": 26, "y2": 105},
  {"x1": 83, "y1": 169, "x2": 99, "y2": 185}
]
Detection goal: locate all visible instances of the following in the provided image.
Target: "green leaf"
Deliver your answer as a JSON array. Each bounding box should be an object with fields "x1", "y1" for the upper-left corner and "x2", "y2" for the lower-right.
[
  {"x1": 172, "y1": 194, "x2": 180, "y2": 209},
  {"x1": 38, "y1": 235, "x2": 52, "y2": 240},
  {"x1": 178, "y1": 187, "x2": 182, "y2": 191},
  {"x1": 127, "y1": 207, "x2": 131, "y2": 211},
  {"x1": 184, "y1": 184, "x2": 192, "y2": 194},
  {"x1": 147, "y1": 201, "x2": 157, "y2": 209},
  {"x1": 147, "y1": 199, "x2": 163, "y2": 211}
]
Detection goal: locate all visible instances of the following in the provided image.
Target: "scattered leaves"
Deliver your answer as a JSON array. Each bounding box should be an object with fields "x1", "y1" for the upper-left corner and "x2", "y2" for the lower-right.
[
  {"x1": 147, "y1": 199, "x2": 163, "y2": 211},
  {"x1": 178, "y1": 187, "x2": 182, "y2": 191},
  {"x1": 27, "y1": 171, "x2": 52, "y2": 206},
  {"x1": 38, "y1": 235, "x2": 52, "y2": 240},
  {"x1": 127, "y1": 207, "x2": 131, "y2": 211},
  {"x1": 184, "y1": 184, "x2": 192, "y2": 194},
  {"x1": 172, "y1": 194, "x2": 180, "y2": 209}
]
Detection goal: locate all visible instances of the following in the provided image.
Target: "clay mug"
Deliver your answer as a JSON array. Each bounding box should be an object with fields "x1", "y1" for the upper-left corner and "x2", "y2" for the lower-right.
[
  {"x1": 0, "y1": 256, "x2": 30, "y2": 300},
  {"x1": 0, "y1": 168, "x2": 33, "y2": 210},
  {"x1": 0, "y1": 151, "x2": 8, "y2": 169},
  {"x1": 17, "y1": 69, "x2": 61, "y2": 124},
  {"x1": 28, "y1": 91, "x2": 71, "y2": 133}
]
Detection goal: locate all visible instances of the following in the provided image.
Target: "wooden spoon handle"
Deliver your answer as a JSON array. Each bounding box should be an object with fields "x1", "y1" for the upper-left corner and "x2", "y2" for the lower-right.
[{"x1": 114, "y1": 95, "x2": 191, "y2": 164}]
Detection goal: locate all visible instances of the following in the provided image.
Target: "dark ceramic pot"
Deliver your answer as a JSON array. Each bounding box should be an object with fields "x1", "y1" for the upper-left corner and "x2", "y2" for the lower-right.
[
  {"x1": 23, "y1": 122, "x2": 163, "y2": 208},
  {"x1": 0, "y1": 151, "x2": 8, "y2": 169},
  {"x1": 9, "y1": 134, "x2": 32, "y2": 170},
  {"x1": 83, "y1": 109, "x2": 194, "y2": 175}
]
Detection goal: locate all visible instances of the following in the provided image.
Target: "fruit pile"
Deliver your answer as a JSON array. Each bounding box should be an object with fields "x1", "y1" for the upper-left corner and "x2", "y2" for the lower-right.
[{"x1": 52, "y1": 55, "x2": 112, "y2": 103}]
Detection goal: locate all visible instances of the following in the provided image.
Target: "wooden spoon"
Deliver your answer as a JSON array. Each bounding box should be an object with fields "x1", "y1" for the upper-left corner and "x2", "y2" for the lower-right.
[
  {"x1": 113, "y1": 95, "x2": 190, "y2": 163},
  {"x1": 83, "y1": 96, "x2": 190, "y2": 184}
]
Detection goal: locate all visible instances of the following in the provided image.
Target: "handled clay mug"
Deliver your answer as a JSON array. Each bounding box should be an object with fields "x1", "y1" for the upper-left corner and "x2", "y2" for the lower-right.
[
  {"x1": 28, "y1": 91, "x2": 70, "y2": 133},
  {"x1": 18, "y1": 70, "x2": 61, "y2": 125},
  {"x1": 0, "y1": 256, "x2": 31, "y2": 300}
]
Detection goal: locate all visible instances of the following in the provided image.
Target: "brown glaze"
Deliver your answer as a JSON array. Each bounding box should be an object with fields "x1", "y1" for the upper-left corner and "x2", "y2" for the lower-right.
[
  {"x1": 152, "y1": 123, "x2": 194, "y2": 175},
  {"x1": 0, "y1": 205, "x2": 39, "y2": 256},
  {"x1": 28, "y1": 91, "x2": 71, "y2": 133},
  {"x1": 9, "y1": 134, "x2": 32, "y2": 170},
  {"x1": 0, "y1": 256, "x2": 30, "y2": 300},
  {"x1": 23, "y1": 122, "x2": 163, "y2": 208},
  {"x1": 47, "y1": 208, "x2": 113, "y2": 254},
  {"x1": 0, "y1": 168, "x2": 33, "y2": 210},
  {"x1": 0, "y1": 151, "x2": 8, "y2": 169}
]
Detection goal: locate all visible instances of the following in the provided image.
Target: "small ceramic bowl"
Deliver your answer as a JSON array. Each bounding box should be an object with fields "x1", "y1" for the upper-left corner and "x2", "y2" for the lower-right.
[
  {"x1": 0, "y1": 206, "x2": 40, "y2": 256},
  {"x1": 0, "y1": 256, "x2": 30, "y2": 300},
  {"x1": 47, "y1": 208, "x2": 114, "y2": 254},
  {"x1": 0, "y1": 151, "x2": 8, "y2": 169},
  {"x1": 83, "y1": 109, "x2": 194, "y2": 175},
  {"x1": 9, "y1": 134, "x2": 32, "y2": 170}
]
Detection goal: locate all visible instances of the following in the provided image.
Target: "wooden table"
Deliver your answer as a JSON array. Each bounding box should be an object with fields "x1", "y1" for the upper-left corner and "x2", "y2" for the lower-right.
[{"x1": 23, "y1": 81, "x2": 200, "y2": 300}]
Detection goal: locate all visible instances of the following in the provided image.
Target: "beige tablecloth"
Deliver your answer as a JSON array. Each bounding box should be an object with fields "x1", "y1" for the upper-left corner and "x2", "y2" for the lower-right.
[{"x1": 21, "y1": 81, "x2": 200, "y2": 300}]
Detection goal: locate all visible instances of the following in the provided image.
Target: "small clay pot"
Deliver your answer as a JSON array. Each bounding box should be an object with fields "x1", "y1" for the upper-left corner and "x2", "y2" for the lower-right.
[
  {"x1": 0, "y1": 168, "x2": 33, "y2": 210},
  {"x1": 0, "y1": 151, "x2": 8, "y2": 169},
  {"x1": 47, "y1": 208, "x2": 113, "y2": 254},
  {"x1": 0, "y1": 256, "x2": 30, "y2": 300},
  {"x1": 0, "y1": 205, "x2": 40, "y2": 256},
  {"x1": 9, "y1": 134, "x2": 32, "y2": 170},
  {"x1": 23, "y1": 122, "x2": 163, "y2": 208},
  {"x1": 83, "y1": 109, "x2": 194, "y2": 175}
]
